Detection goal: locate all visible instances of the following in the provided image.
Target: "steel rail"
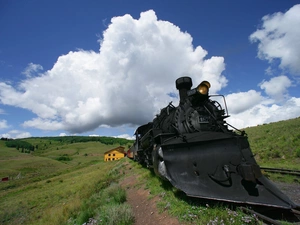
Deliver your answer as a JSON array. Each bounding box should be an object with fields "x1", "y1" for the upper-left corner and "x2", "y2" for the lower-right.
[
  {"x1": 260, "y1": 167, "x2": 300, "y2": 177},
  {"x1": 238, "y1": 206, "x2": 282, "y2": 225}
]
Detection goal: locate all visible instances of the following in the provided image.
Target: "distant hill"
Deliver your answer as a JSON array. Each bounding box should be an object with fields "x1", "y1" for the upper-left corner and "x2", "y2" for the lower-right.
[
  {"x1": 4, "y1": 120, "x2": 299, "y2": 169},
  {"x1": 0, "y1": 135, "x2": 133, "y2": 184},
  {"x1": 23, "y1": 135, "x2": 134, "y2": 146}
]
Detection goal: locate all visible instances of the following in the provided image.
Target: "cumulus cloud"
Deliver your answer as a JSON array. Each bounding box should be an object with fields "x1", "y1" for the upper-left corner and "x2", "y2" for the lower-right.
[
  {"x1": 250, "y1": 4, "x2": 300, "y2": 75},
  {"x1": 0, "y1": 133, "x2": 10, "y2": 138},
  {"x1": 14, "y1": 131, "x2": 31, "y2": 139},
  {"x1": 260, "y1": 75, "x2": 291, "y2": 101},
  {"x1": 227, "y1": 97, "x2": 300, "y2": 129},
  {"x1": 113, "y1": 134, "x2": 135, "y2": 140},
  {"x1": 0, "y1": 119, "x2": 9, "y2": 129},
  {"x1": 225, "y1": 90, "x2": 263, "y2": 114},
  {"x1": 1, "y1": 8, "x2": 299, "y2": 136},
  {"x1": 229, "y1": 4, "x2": 300, "y2": 129},
  {"x1": 0, "y1": 129, "x2": 31, "y2": 139},
  {"x1": 0, "y1": 10, "x2": 227, "y2": 134},
  {"x1": 22, "y1": 63, "x2": 43, "y2": 78}
]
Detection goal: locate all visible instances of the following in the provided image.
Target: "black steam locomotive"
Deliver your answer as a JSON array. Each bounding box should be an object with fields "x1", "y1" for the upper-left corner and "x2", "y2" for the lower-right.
[{"x1": 128, "y1": 76, "x2": 298, "y2": 210}]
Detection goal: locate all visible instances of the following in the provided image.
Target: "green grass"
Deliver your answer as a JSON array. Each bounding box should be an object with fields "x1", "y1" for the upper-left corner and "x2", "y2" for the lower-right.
[
  {"x1": 243, "y1": 117, "x2": 300, "y2": 183},
  {"x1": 245, "y1": 117, "x2": 300, "y2": 169},
  {"x1": 1, "y1": 161, "x2": 112, "y2": 224},
  {"x1": 0, "y1": 139, "x2": 132, "y2": 225},
  {"x1": 67, "y1": 162, "x2": 134, "y2": 225}
]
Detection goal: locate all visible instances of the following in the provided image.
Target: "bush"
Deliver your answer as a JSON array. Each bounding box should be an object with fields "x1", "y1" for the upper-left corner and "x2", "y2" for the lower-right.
[
  {"x1": 96, "y1": 203, "x2": 134, "y2": 225},
  {"x1": 271, "y1": 150, "x2": 281, "y2": 158},
  {"x1": 77, "y1": 209, "x2": 93, "y2": 225},
  {"x1": 103, "y1": 183, "x2": 127, "y2": 204},
  {"x1": 296, "y1": 148, "x2": 300, "y2": 158},
  {"x1": 57, "y1": 155, "x2": 72, "y2": 161}
]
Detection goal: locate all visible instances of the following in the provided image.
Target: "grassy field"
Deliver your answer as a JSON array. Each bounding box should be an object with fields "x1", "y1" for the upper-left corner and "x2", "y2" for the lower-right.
[
  {"x1": 0, "y1": 140, "x2": 132, "y2": 225},
  {"x1": 245, "y1": 117, "x2": 300, "y2": 170},
  {"x1": 1, "y1": 117, "x2": 300, "y2": 224}
]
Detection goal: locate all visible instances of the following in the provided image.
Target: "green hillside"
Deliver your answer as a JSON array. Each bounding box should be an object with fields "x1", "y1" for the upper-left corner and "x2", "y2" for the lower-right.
[
  {"x1": 244, "y1": 117, "x2": 300, "y2": 169},
  {"x1": 0, "y1": 136, "x2": 132, "y2": 180},
  {"x1": 0, "y1": 136, "x2": 132, "y2": 225}
]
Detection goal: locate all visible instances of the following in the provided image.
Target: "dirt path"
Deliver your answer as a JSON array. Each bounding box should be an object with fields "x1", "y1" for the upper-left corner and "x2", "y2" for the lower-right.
[
  {"x1": 120, "y1": 169, "x2": 181, "y2": 225},
  {"x1": 119, "y1": 163, "x2": 300, "y2": 225}
]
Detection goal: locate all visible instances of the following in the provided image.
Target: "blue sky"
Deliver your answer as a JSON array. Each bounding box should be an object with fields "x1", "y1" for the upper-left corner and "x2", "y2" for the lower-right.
[{"x1": 1, "y1": 0, "x2": 300, "y2": 139}]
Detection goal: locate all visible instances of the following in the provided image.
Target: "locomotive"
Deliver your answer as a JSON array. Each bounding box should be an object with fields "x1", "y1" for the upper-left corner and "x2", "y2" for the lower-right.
[{"x1": 128, "y1": 76, "x2": 298, "y2": 210}]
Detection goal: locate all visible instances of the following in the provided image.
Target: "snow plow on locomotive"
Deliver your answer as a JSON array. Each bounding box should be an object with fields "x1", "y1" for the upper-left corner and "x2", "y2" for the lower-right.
[{"x1": 128, "y1": 76, "x2": 299, "y2": 211}]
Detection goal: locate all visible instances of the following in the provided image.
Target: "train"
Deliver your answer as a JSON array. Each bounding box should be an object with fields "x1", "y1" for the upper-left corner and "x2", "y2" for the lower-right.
[{"x1": 127, "y1": 76, "x2": 299, "y2": 210}]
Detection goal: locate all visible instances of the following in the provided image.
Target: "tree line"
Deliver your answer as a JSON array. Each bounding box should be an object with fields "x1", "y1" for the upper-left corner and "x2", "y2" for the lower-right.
[
  {"x1": 5, "y1": 140, "x2": 35, "y2": 153},
  {"x1": 31, "y1": 136, "x2": 134, "y2": 146},
  {"x1": 3, "y1": 136, "x2": 134, "y2": 152}
]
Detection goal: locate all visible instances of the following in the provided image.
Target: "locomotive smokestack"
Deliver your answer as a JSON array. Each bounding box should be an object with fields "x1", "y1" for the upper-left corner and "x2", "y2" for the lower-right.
[{"x1": 176, "y1": 76, "x2": 193, "y2": 104}]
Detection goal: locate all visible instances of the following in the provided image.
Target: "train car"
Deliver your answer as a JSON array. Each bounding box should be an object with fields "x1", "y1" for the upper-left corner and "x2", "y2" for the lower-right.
[
  {"x1": 130, "y1": 76, "x2": 299, "y2": 210},
  {"x1": 127, "y1": 145, "x2": 135, "y2": 159}
]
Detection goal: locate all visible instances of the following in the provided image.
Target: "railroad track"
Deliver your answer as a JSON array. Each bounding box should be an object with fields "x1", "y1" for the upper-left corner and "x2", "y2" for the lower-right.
[
  {"x1": 260, "y1": 167, "x2": 300, "y2": 176},
  {"x1": 228, "y1": 167, "x2": 300, "y2": 224},
  {"x1": 239, "y1": 206, "x2": 300, "y2": 225}
]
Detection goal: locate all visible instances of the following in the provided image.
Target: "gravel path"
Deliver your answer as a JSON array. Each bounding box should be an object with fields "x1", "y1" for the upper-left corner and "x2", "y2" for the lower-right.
[{"x1": 274, "y1": 181, "x2": 300, "y2": 206}]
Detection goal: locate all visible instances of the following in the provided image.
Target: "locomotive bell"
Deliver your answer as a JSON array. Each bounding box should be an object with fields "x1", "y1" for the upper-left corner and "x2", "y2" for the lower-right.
[{"x1": 176, "y1": 77, "x2": 193, "y2": 104}]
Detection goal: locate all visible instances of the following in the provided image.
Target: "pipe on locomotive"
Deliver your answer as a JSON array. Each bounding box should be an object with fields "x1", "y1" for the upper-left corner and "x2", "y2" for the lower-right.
[
  {"x1": 176, "y1": 76, "x2": 211, "y2": 104},
  {"x1": 175, "y1": 77, "x2": 193, "y2": 104}
]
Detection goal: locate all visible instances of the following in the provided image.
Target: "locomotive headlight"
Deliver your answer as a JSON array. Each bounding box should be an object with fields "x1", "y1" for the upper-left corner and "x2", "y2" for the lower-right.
[{"x1": 197, "y1": 81, "x2": 211, "y2": 95}]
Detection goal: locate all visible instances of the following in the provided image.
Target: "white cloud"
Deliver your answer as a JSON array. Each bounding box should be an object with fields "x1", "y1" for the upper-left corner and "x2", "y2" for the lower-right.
[
  {"x1": 0, "y1": 119, "x2": 9, "y2": 129},
  {"x1": 114, "y1": 134, "x2": 135, "y2": 140},
  {"x1": 0, "y1": 130, "x2": 31, "y2": 139},
  {"x1": 89, "y1": 134, "x2": 100, "y2": 137},
  {"x1": 232, "y1": 4, "x2": 300, "y2": 129},
  {"x1": 227, "y1": 97, "x2": 300, "y2": 129},
  {"x1": 0, "y1": 133, "x2": 10, "y2": 138},
  {"x1": 265, "y1": 66, "x2": 273, "y2": 75},
  {"x1": 259, "y1": 75, "x2": 291, "y2": 101},
  {"x1": 250, "y1": 4, "x2": 300, "y2": 75},
  {"x1": 22, "y1": 63, "x2": 43, "y2": 78},
  {"x1": 225, "y1": 90, "x2": 263, "y2": 114},
  {"x1": 15, "y1": 132, "x2": 31, "y2": 139},
  {"x1": 1, "y1": 8, "x2": 299, "y2": 137},
  {"x1": 0, "y1": 10, "x2": 227, "y2": 134},
  {"x1": 22, "y1": 118, "x2": 64, "y2": 130}
]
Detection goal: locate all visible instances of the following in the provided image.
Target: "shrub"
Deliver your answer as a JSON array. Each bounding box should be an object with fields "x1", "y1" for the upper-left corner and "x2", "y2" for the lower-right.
[
  {"x1": 96, "y1": 203, "x2": 134, "y2": 225},
  {"x1": 77, "y1": 209, "x2": 93, "y2": 225},
  {"x1": 271, "y1": 150, "x2": 281, "y2": 158},
  {"x1": 57, "y1": 156, "x2": 72, "y2": 161}
]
